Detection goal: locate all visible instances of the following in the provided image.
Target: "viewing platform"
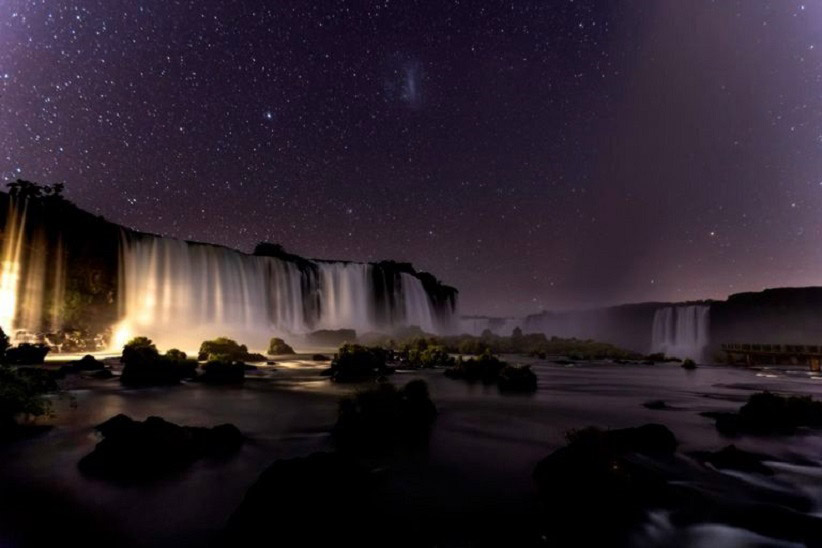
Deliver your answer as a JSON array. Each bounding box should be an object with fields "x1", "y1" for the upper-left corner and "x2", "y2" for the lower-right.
[{"x1": 721, "y1": 343, "x2": 822, "y2": 371}]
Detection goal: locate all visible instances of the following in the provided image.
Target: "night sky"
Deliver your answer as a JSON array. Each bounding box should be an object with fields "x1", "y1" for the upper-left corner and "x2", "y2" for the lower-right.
[{"x1": 1, "y1": 1, "x2": 821, "y2": 316}]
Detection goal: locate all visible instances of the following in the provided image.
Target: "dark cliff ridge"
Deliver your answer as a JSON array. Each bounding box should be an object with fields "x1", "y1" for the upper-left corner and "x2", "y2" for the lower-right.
[
  {"x1": 0, "y1": 191, "x2": 458, "y2": 338},
  {"x1": 710, "y1": 287, "x2": 822, "y2": 347},
  {"x1": 522, "y1": 289, "x2": 822, "y2": 356}
]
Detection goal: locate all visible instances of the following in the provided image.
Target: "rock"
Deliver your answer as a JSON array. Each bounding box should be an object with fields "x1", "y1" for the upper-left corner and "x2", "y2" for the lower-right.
[
  {"x1": 5, "y1": 343, "x2": 50, "y2": 365},
  {"x1": 681, "y1": 358, "x2": 697, "y2": 370},
  {"x1": 643, "y1": 399, "x2": 670, "y2": 410},
  {"x1": 497, "y1": 365, "x2": 538, "y2": 393},
  {"x1": 90, "y1": 368, "x2": 114, "y2": 379},
  {"x1": 69, "y1": 354, "x2": 105, "y2": 371},
  {"x1": 225, "y1": 452, "x2": 373, "y2": 545},
  {"x1": 695, "y1": 445, "x2": 773, "y2": 476},
  {"x1": 79, "y1": 415, "x2": 243, "y2": 481},
  {"x1": 533, "y1": 424, "x2": 676, "y2": 545},
  {"x1": 199, "y1": 360, "x2": 245, "y2": 384},
  {"x1": 705, "y1": 391, "x2": 822, "y2": 435},
  {"x1": 333, "y1": 380, "x2": 437, "y2": 453},
  {"x1": 311, "y1": 354, "x2": 330, "y2": 361}
]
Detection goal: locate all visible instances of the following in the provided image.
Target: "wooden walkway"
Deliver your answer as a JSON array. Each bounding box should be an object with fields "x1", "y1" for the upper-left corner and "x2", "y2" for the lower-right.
[{"x1": 721, "y1": 343, "x2": 822, "y2": 371}]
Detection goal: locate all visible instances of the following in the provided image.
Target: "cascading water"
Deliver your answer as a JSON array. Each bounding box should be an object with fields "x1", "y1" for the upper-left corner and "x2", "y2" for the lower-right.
[
  {"x1": 116, "y1": 233, "x2": 457, "y2": 351},
  {"x1": 0, "y1": 198, "x2": 66, "y2": 342},
  {"x1": 650, "y1": 305, "x2": 710, "y2": 361}
]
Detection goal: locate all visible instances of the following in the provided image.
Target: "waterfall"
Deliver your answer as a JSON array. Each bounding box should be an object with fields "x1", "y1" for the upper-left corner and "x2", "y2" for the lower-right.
[
  {"x1": 116, "y1": 233, "x2": 456, "y2": 351},
  {"x1": 650, "y1": 305, "x2": 710, "y2": 361},
  {"x1": 0, "y1": 198, "x2": 66, "y2": 342}
]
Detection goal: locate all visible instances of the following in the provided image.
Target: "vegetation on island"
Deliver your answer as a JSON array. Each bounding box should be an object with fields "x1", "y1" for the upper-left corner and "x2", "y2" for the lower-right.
[
  {"x1": 444, "y1": 350, "x2": 538, "y2": 393},
  {"x1": 267, "y1": 337, "x2": 294, "y2": 355},
  {"x1": 0, "y1": 328, "x2": 58, "y2": 434},
  {"x1": 323, "y1": 344, "x2": 392, "y2": 382},
  {"x1": 197, "y1": 337, "x2": 265, "y2": 362},
  {"x1": 370, "y1": 328, "x2": 642, "y2": 362},
  {"x1": 120, "y1": 337, "x2": 197, "y2": 386}
]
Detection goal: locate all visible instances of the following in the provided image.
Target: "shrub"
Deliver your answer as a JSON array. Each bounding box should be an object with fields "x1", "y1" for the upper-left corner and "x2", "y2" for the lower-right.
[
  {"x1": 198, "y1": 337, "x2": 265, "y2": 362},
  {"x1": 267, "y1": 337, "x2": 295, "y2": 355},
  {"x1": 444, "y1": 351, "x2": 507, "y2": 384},
  {"x1": 326, "y1": 344, "x2": 391, "y2": 382},
  {"x1": 120, "y1": 337, "x2": 195, "y2": 386},
  {"x1": 0, "y1": 366, "x2": 54, "y2": 430}
]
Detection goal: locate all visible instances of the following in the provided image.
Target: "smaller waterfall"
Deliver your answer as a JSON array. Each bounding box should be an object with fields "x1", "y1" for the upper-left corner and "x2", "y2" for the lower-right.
[{"x1": 651, "y1": 305, "x2": 710, "y2": 361}]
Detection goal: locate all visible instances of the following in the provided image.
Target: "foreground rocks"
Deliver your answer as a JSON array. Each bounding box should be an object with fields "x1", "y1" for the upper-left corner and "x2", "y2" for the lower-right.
[
  {"x1": 225, "y1": 452, "x2": 374, "y2": 545},
  {"x1": 78, "y1": 414, "x2": 243, "y2": 481},
  {"x1": 533, "y1": 423, "x2": 822, "y2": 546},
  {"x1": 333, "y1": 379, "x2": 437, "y2": 454},
  {"x1": 703, "y1": 391, "x2": 822, "y2": 435}
]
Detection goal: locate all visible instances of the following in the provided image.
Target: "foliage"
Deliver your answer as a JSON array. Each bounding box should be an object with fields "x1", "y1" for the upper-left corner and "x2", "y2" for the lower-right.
[
  {"x1": 444, "y1": 350, "x2": 508, "y2": 384},
  {"x1": 267, "y1": 337, "x2": 294, "y2": 355},
  {"x1": 6, "y1": 179, "x2": 65, "y2": 202},
  {"x1": 326, "y1": 344, "x2": 391, "y2": 382},
  {"x1": 120, "y1": 337, "x2": 196, "y2": 386},
  {"x1": 381, "y1": 330, "x2": 640, "y2": 361},
  {"x1": 0, "y1": 366, "x2": 55, "y2": 429},
  {"x1": 198, "y1": 337, "x2": 264, "y2": 362},
  {"x1": 393, "y1": 337, "x2": 455, "y2": 369}
]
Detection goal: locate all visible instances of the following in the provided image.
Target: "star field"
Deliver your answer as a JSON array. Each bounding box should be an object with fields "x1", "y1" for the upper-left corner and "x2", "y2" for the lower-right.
[{"x1": 2, "y1": 0, "x2": 822, "y2": 315}]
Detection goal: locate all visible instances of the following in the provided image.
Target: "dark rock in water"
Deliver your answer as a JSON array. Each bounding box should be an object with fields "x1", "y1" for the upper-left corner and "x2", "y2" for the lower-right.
[
  {"x1": 5, "y1": 343, "x2": 50, "y2": 365},
  {"x1": 497, "y1": 365, "x2": 538, "y2": 393},
  {"x1": 71, "y1": 354, "x2": 105, "y2": 370},
  {"x1": 681, "y1": 358, "x2": 697, "y2": 370},
  {"x1": 533, "y1": 424, "x2": 676, "y2": 545},
  {"x1": 61, "y1": 354, "x2": 107, "y2": 375},
  {"x1": 225, "y1": 452, "x2": 373, "y2": 546},
  {"x1": 333, "y1": 380, "x2": 437, "y2": 454},
  {"x1": 694, "y1": 445, "x2": 773, "y2": 475},
  {"x1": 199, "y1": 360, "x2": 245, "y2": 384},
  {"x1": 643, "y1": 399, "x2": 671, "y2": 410},
  {"x1": 311, "y1": 353, "x2": 330, "y2": 361},
  {"x1": 90, "y1": 368, "x2": 114, "y2": 379},
  {"x1": 79, "y1": 414, "x2": 242, "y2": 481},
  {"x1": 534, "y1": 422, "x2": 822, "y2": 546},
  {"x1": 705, "y1": 391, "x2": 822, "y2": 435}
]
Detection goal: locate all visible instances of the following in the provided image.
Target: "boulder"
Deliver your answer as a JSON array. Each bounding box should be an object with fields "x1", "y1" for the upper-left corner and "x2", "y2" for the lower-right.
[
  {"x1": 225, "y1": 452, "x2": 373, "y2": 545},
  {"x1": 79, "y1": 415, "x2": 243, "y2": 481}
]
